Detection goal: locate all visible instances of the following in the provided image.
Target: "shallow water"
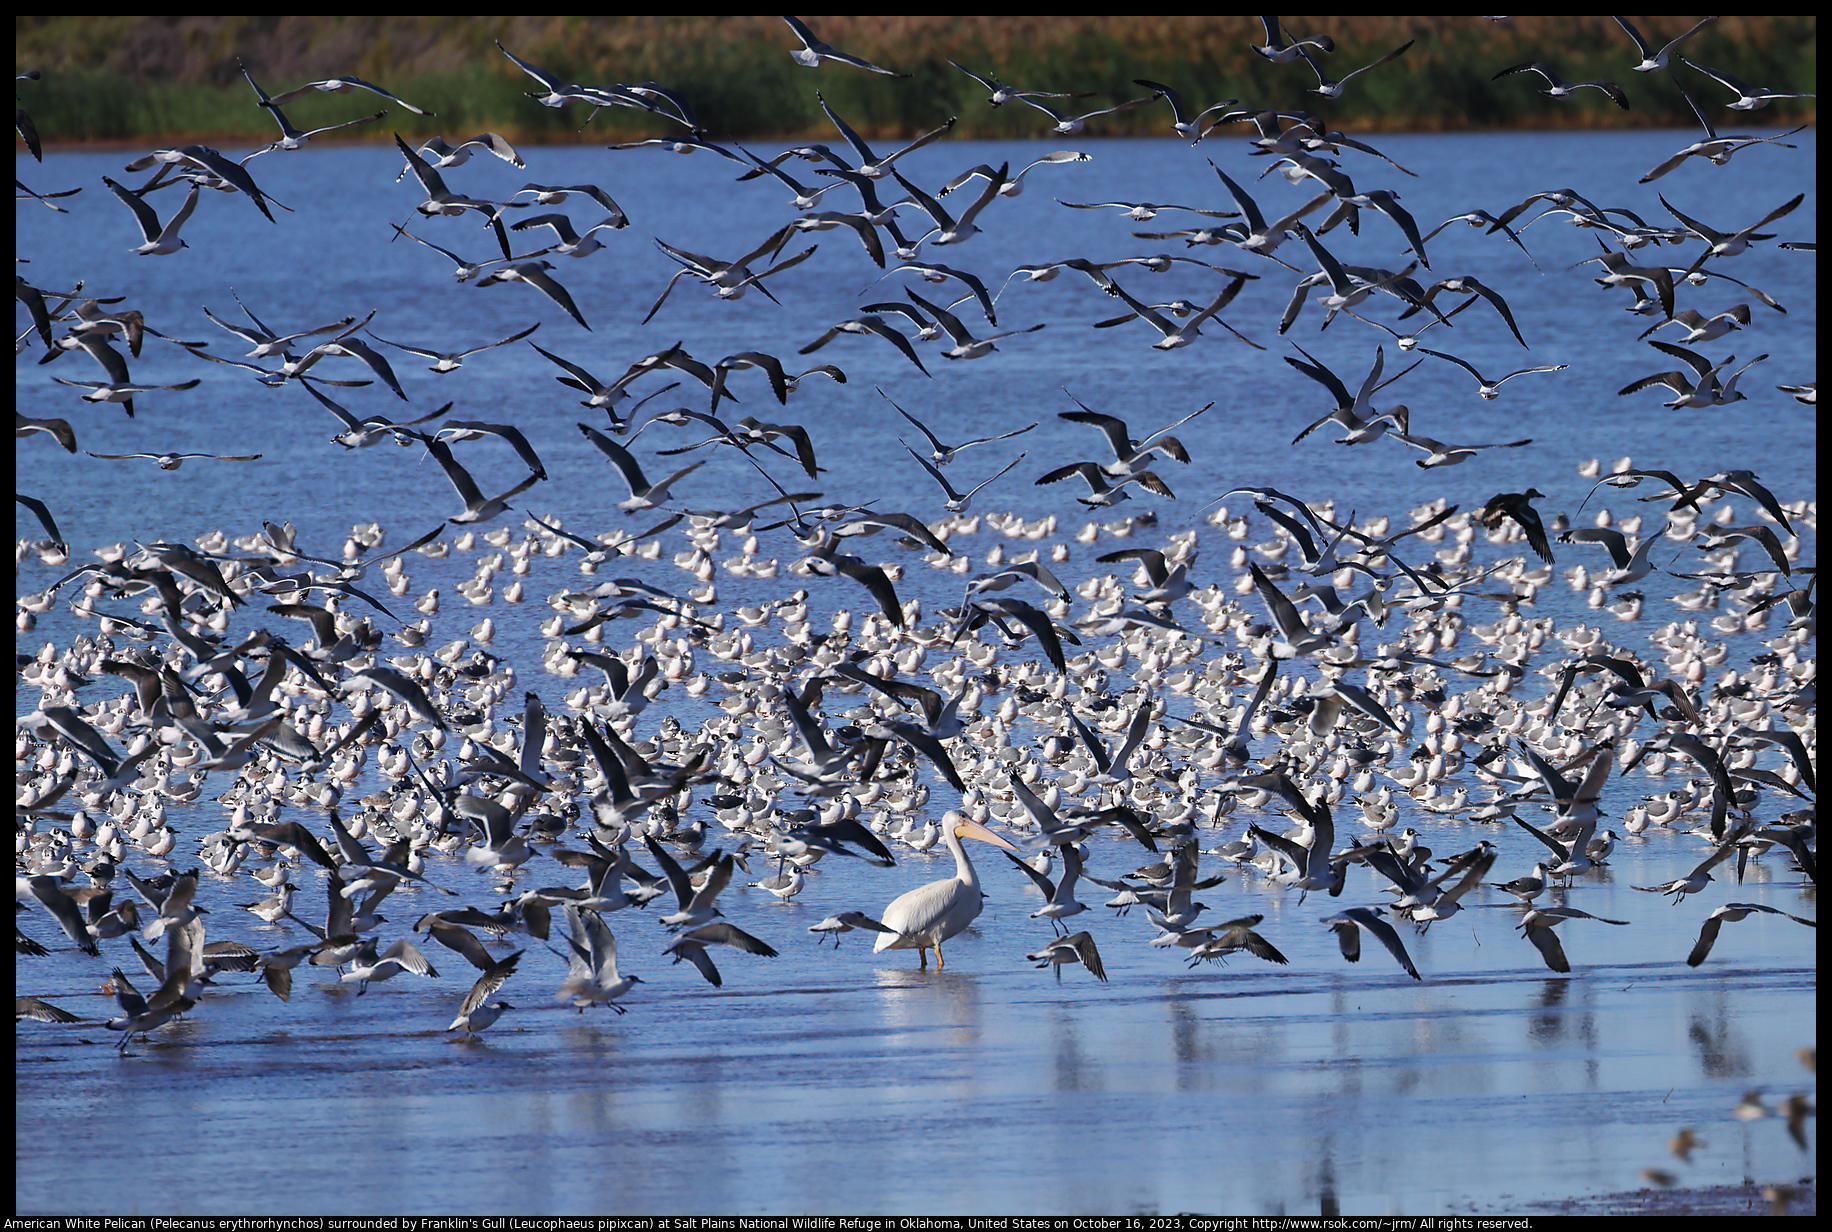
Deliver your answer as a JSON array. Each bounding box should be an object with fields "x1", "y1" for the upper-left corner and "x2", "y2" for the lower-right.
[{"x1": 15, "y1": 49, "x2": 1818, "y2": 1218}]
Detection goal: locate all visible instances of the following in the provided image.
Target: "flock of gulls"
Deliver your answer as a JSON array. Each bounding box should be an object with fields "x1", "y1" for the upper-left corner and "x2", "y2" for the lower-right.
[{"x1": 13, "y1": 17, "x2": 1817, "y2": 1058}]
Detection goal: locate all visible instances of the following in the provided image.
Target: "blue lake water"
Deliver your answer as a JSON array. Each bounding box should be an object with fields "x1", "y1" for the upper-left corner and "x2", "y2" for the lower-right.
[{"x1": 14, "y1": 55, "x2": 1817, "y2": 1218}]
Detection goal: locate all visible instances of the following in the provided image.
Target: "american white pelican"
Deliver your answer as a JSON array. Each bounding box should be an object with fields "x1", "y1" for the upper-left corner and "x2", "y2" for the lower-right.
[{"x1": 874, "y1": 812, "x2": 1017, "y2": 969}]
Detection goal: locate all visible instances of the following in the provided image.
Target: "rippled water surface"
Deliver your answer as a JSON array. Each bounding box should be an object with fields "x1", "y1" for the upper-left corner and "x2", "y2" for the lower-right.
[{"x1": 16, "y1": 93, "x2": 1816, "y2": 1218}]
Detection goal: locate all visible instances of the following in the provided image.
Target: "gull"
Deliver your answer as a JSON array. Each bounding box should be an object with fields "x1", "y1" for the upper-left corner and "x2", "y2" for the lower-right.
[
  {"x1": 787, "y1": 209, "x2": 887, "y2": 267},
  {"x1": 950, "y1": 59, "x2": 1080, "y2": 107},
  {"x1": 238, "y1": 62, "x2": 381, "y2": 156},
  {"x1": 1686, "y1": 903, "x2": 1816, "y2": 967},
  {"x1": 17, "y1": 996, "x2": 82, "y2": 1024},
  {"x1": 1579, "y1": 248, "x2": 1677, "y2": 320},
  {"x1": 1321, "y1": 906, "x2": 1420, "y2": 979},
  {"x1": 890, "y1": 164, "x2": 1006, "y2": 248},
  {"x1": 434, "y1": 420, "x2": 547, "y2": 480},
  {"x1": 1679, "y1": 55, "x2": 1816, "y2": 111},
  {"x1": 1613, "y1": 16, "x2": 1718, "y2": 72},
  {"x1": 508, "y1": 213, "x2": 625, "y2": 260},
  {"x1": 393, "y1": 133, "x2": 499, "y2": 218},
  {"x1": 1400, "y1": 275, "x2": 1527, "y2": 346},
  {"x1": 903, "y1": 444, "x2": 1026, "y2": 513},
  {"x1": 1035, "y1": 461, "x2": 1174, "y2": 506},
  {"x1": 1130, "y1": 78, "x2": 1237, "y2": 142},
  {"x1": 1015, "y1": 91, "x2": 1159, "y2": 136},
  {"x1": 1397, "y1": 845, "x2": 1498, "y2": 928},
  {"x1": 781, "y1": 16, "x2": 905, "y2": 75},
  {"x1": 1207, "y1": 162, "x2": 1331, "y2": 259},
  {"x1": 106, "y1": 965, "x2": 195, "y2": 1054},
  {"x1": 805, "y1": 542, "x2": 908, "y2": 628},
  {"x1": 663, "y1": 922, "x2": 780, "y2": 987},
  {"x1": 1027, "y1": 931, "x2": 1108, "y2": 982},
  {"x1": 422, "y1": 436, "x2": 543, "y2": 525},
  {"x1": 708, "y1": 351, "x2": 845, "y2": 407},
  {"x1": 1056, "y1": 197, "x2": 1234, "y2": 224},
  {"x1": 122, "y1": 145, "x2": 278, "y2": 222},
  {"x1": 1618, "y1": 340, "x2": 1764, "y2": 409},
  {"x1": 262, "y1": 71, "x2": 433, "y2": 115},
  {"x1": 1296, "y1": 38, "x2": 1413, "y2": 100},
  {"x1": 1099, "y1": 273, "x2": 1256, "y2": 350},
  {"x1": 476, "y1": 260, "x2": 591, "y2": 330},
  {"x1": 49, "y1": 374, "x2": 200, "y2": 417},
  {"x1": 494, "y1": 40, "x2": 628, "y2": 108},
  {"x1": 1661, "y1": 191, "x2": 1804, "y2": 276},
  {"x1": 449, "y1": 965, "x2": 516, "y2": 1037},
  {"x1": 1491, "y1": 862, "x2": 1554, "y2": 904},
  {"x1": 1284, "y1": 343, "x2": 1417, "y2": 445},
  {"x1": 341, "y1": 937, "x2": 438, "y2": 994},
  {"x1": 1283, "y1": 222, "x2": 1420, "y2": 332},
  {"x1": 903, "y1": 288, "x2": 1044, "y2": 360},
  {"x1": 1492, "y1": 62, "x2": 1629, "y2": 109},
  {"x1": 202, "y1": 292, "x2": 364, "y2": 359},
  {"x1": 799, "y1": 314, "x2": 931, "y2": 377},
  {"x1": 496, "y1": 182, "x2": 625, "y2": 225},
  {"x1": 810, "y1": 911, "x2": 896, "y2": 947},
  {"x1": 864, "y1": 260, "x2": 997, "y2": 323},
  {"x1": 309, "y1": 334, "x2": 409, "y2": 400},
  {"x1": 939, "y1": 150, "x2": 1090, "y2": 201},
  {"x1": 1638, "y1": 305, "x2": 1751, "y2": 346},
  {"x1": 555, "y1": 905, "x2": 641, "y2": 1011},
  {"x1": 1556, "y1": 522, "x2": 1667, "y2": 586},
  {"x1": 387, "y1": 221, "x2": 509, "y2": 283},
  {"x1": 1634, "y1": 837, "x2": 1742, "y2": 902},
  {"x1": 86, "y1": 451, "x2": 262, "y2": 469},
  {"x1": 1413, "y1": 346, "x2": 1567, "y2": 401},
  {"x1": 1004, "y1": 842, "x2": 1091, "y2": 933},
  {"x1": 1175, "y1": 914, "x2": 1290, "y2": 966},
  {"x1": 1640, "y1": 84, "x2": 1806, "y2": 182},
  {"x1": 368, "y1": 322, "x2": 539, "y2": 373},
  {"x1": 881, "y1": 389, "x2": 1035, "y2": 464},
  {"x1": 817, "y1": 91, "x2": 954, "y2": 179},
  {"x1": 645, "y1": 223, "x2": 814, "y2": 320},
  {"x1": 407, "y1": 133, "x2": 522, "y2": 172},
  {"x1": 1517, "y1": 906, "x2": 1630, "y2": 974},
  {"x1": 1249, "y1": 17, "x2": 1334, "y2": 62},
  {"x1": 577, "y1": 424, "x2": 703, "y2": 510},
  {"x1": 17, "y1": 875, "x2": 101, "y2": 955},
  {"x1": 102, "y1": 175, "x2": 200, "y2": 256}
]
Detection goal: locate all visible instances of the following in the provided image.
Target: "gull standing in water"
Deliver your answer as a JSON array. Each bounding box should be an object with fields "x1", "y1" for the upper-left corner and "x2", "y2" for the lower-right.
[{"x1": 874, "y1": 812, "x2": 1019, "y2": 970}]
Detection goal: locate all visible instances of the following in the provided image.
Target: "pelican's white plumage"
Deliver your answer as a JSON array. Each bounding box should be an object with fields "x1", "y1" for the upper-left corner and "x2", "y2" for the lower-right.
[{"x1": 874, "y1": 812, "x2": 1018, "y2": 969}]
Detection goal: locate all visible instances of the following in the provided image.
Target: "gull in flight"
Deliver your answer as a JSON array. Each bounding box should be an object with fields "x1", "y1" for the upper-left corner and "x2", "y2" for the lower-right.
[
  {"x1": 86, "y1": 451, "x2": 262, "y2": 469},
  {"x1": 781, "y1": 16, "x2": 905, "y2": 75},
  {"x1": 1413, "y1": 346, "x2": 1568, "y2": 400},
  {"x1": 1492, "y1": 61, "x2": 1629, "y2": 109},
  {"x1": 1679, "y1": 55, "x2": 1816, "y2": 111},
  {"x1": 102, "y1": 175, "x2": 200, "y2": 256},
  {"x1": 903, "y1": 444, "x2": 1027, "y2": 513},
  {"x1": 1027, "y1": 931, "x2": 1108, "y2": 982},
  {"x1": 1322, "y1": 906, "x2": 1420, "y2": 980},
  {"x1": 368, "y1": 322, "x2": 540, "y2": 373},
  {"x1": 261, "y1": 71, "x2": 433, "y2": 114},
  {"x1": 238, "y1": 61, "x2": 382, "y2": 157},
  {"x1": 1612, "y1": 15, "x2": 1719, "y2": 73},
  {"x1": 881, "y1": 389, "x2": 1035, "y2": 464},
  {"x1": 476, "y1": 261, "x2": 592, "y2": 330},
  {"x1": 422, "y1": 436, "x2": 542, "y2": 524}
]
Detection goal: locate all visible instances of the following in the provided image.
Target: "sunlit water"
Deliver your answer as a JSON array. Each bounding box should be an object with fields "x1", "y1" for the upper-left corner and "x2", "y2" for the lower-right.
[{"x1": 16, "y1": 111, "x2": 1816, "y2": 1218}]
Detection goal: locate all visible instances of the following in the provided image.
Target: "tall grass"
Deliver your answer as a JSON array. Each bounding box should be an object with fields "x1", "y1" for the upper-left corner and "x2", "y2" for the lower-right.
[{"x1": 15, "y1": 15, "x2": 1816, "y2": 147}]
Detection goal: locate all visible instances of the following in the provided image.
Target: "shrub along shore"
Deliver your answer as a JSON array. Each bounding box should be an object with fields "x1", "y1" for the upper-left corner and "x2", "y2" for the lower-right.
[{"x1": 16, "y1": 15, "x2": 1816, "y2": 148}]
